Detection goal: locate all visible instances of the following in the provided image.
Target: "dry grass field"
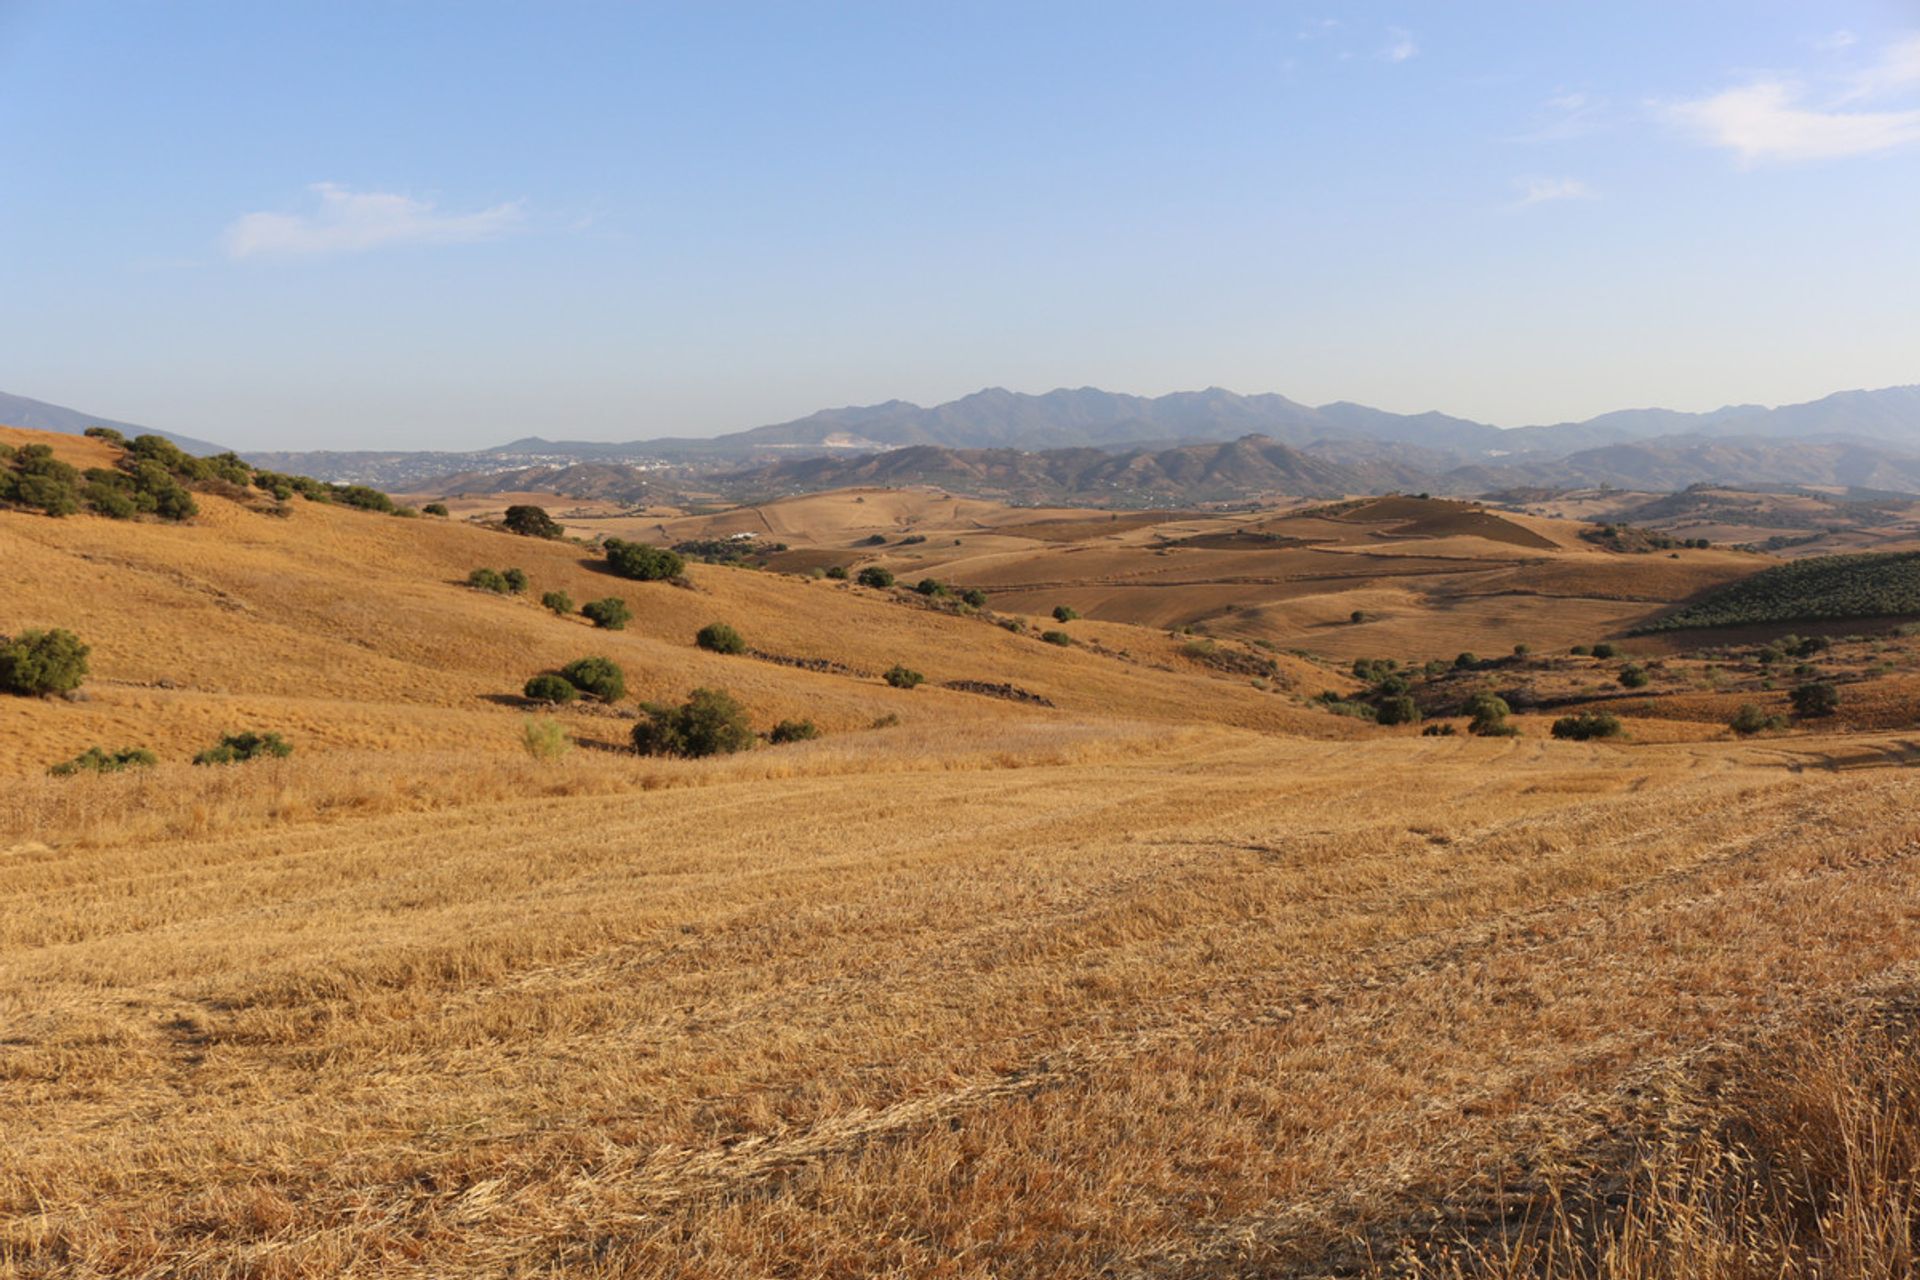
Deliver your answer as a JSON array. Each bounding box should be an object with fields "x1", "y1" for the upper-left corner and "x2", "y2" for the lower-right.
[{"x1": 8, "y1": 429, "x2": 1920, "y2": 1277}]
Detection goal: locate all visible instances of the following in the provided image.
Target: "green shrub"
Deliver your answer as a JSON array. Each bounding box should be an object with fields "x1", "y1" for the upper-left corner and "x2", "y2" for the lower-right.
[
  {"x1": 1422, "y1": 723, "x2": 1457, "y2": 736},
  {"x1": 1375, "y1": 695, "x2": 1421, "y2": 726},
  {"x1": 1453, "y1": 652, "x2": 1478, "y2": 671},
  {"x1": 696, "y1": 622, "x2": 746, "y2": 654},
  {"x1": 1551, "y1": 711, "x2": 1623, "y2": 740},
  {"x1": 856, "y1": 566, "x2": 895, "y2": 589},
  {"x1": 423, "y1": 502, "x2": 449, "y2": 517},
  {"x1": 521, "y1": 716, "x2": 571, "y2": 760},
  {"x1": 581, "y1": 597, "x2": 632, "y2": 630},
  {"x1": 83, "y1": 426, "x2": 127, "y2": 446},
  {"x1": 960, "y1": 588, "x2": 988, "y2": 608},
  {"x1": 504, "y1": 504, "x2": 563, "y2": 539},
  {"x1": 541, "y1": 590, "x2": 575, "y2": 616},
  {"x1": 2, "y1": 445, "x2": 83, "y2": 516},
  {"x1": 1790, "y1": 681, "x2": 1839, "y2": 718},
  {"x1": 605, "y1": 538, "x2": 684, "y2": 581},
  {"x1": 498, "y1": 568, "x2": 526, "y2": 594},
  {"x1": 825, "y1": 565, "x2": 849, "y2": 580},
  {"x1": 1465, "y1": 692, "x2": 1515, "y2": 737},
  {"x1": 1320, "y1": 698, "x2": 1378, "y2": 721},
  {"x1": 49, "y1": 745, "x2": 156, "y2": 776},
  {"x1": 1570, "y1": 645, "x2": 1591, "y2": 656},
  {"x1": 467, "y1": 567, "x2": 510, "y2": 593},
  {"x1": 884, "y1": 665, "x2": 925, "y2": 689},
  {"x1": 1730, "y1": 703, "x2": 1788, "y2": 735},
  {"x1": 523, "y1": 674, "x2": 580, "y2": 704},
  {"x1": 1590, "y1": 642, "x2": 1617, "y2": 659},
  {"x1": 559, "y1": 656, "x2": 626, "y2": 702},
  {"x1": 1513, "y1": 643, "x2": 1531, "y2": 658},
  {"x1": 769, "y1": 719, "x2": 821, "y2": 744},
  {"x1": 915, "y1": 578, "x2": 947, "y2": 597},
  {"x1": 1350, "y1": 609, "x2": 1367, "y2": 624},
  {"x1": 329, "y1": 484, "x2": 398, "y2": 513},
  {"x1": 1040, "y1": 630, "x2": 1072, "y2": 647},
  {"x1": 632, "y1": 687, "x2": 755, "y2": 758},
  {"x1": 192, "y1": 731, "x2": 292, "y2": 766},
  {"x1": 1052, "y1": 605, "x2": 1080, "y2": 623},
  {"x1": 1618, "y1": 664, "x2": 1651, "y2": 689},
  {"x1": 0, "y1": 628, "x2": 90, "y2": 696}
]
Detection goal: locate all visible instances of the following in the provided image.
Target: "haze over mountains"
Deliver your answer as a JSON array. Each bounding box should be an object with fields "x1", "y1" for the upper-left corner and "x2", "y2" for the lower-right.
[{"x1": 10, "y1": 382, "x2": 1920, "y2": 502}]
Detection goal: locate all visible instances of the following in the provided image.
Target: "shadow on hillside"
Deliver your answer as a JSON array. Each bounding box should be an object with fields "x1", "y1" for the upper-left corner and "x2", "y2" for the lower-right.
[
  {"x1": 479, "y1": 693, "x2": 539, "y2": 710},
  {"x1": 1779, "y1": 739, "x2": 1920, "y2": 773}
]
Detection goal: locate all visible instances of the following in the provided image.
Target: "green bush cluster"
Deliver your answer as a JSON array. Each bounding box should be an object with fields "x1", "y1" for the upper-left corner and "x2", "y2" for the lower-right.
[
  {"x1": 0, "y1": 628, "x2": 90, "y2": 696},
  {"x1": 884, "y1": 665, "x2": 924, "y2": 689},
  {"x1": 1466, "y1": 692, "x2": 1517, "y2": 737},
  {"x1": 856, "y1": 566, "x2": 895, "y2": 589},
  {"x1": 193, "y1": 731, "x2": 293, "y2": 766},
  {"x1": 1052, "y1": 605, "x2": 1079, "y2": 622},
  {"x1": 1041, "y1": 630, "x2": 1073, "y2": 647},
  {"x1": 632, "y1": 687, "x2": 755, "y2": 758},
  {"x1": 581, "y1": 597, "x2": 631, "y2": 630},
  {"x1": 1618, "y1": 664, "x2": 1651, "y2": 689},
  {"x1": 49, "y1": 745, "x2": 156, "y2": 776},
  {"x1": 1790, "y1": 681, "x2": 1839, "y2": 718},
  {"x1": 522, "y1": 673, "x2": 579, "y2": 704},
  {"x1": 1642, "y1": 551, "x2": 1920, "y2": 632},
  {"x1": 768, "y1": 719, "x2": 821, "y2": 744},
  {"x1": 422, "y1": 502, "x2": 450, "y2": 517},
  {"x1": 605, "y1": 538, "x2": 684, "y2": 581},
  {"x1": 467, "y1": 567, "x2": 528, "y2": 594},
  {"x1": 559, "y1": 656, "x2": 626, "y2": 701},
  {"x1": 1550, "y1": 711, "x2": 1623, "y2": 740},
  {"x1": 1730, "y1": 703, "x2": 1788, "y2": 735},
  {"x1": 541, "y1": 590, "x2": 575, "y2": 616}
]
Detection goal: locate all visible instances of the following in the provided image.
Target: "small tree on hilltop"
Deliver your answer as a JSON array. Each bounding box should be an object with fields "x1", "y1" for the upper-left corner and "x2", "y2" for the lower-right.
[
  {"x1": 581, "y1": 597, "x2": 631, "y2": 630},
  {"x1": 0, "y1": 628, "x2": 90, "y2": 696},
  {"x1": 503, "y1": 504, "x2": 563, "y2": 539},
  {"x1": 560, "y1": 656, "x2": 626, "y2": 702}
]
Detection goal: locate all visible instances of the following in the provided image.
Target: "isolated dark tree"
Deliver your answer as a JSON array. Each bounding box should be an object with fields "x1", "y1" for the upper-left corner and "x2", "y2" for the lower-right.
[
  {"x1": 1790, "y1": 680, "x2": 1839, "y2": 718},
  {"x1": 0, "y1": 628, "x2": 90, "y2": 696},
  {"x1": 559, "y1": 656, "x2": 626, "y2": 702},
  {"x1": 1375, "y1": 695, "x2": 1421, "y2": 726},
  {"x1": 884, "y1": 665, "x2": 925, "y2": 689},
  {"x1": 696, "y1": 622, "x2": 746, "y2": 654},
  {"x1": 1052, "y1": 605, "x2": 1080, "y2": 623},
  {"x1": 856, "y1": 566, "x2": 895, "y2": 589},
  {"x1": 1466, "y1": 692, "x2": 1516, "y2": 737},
  {"x1": 825, "y1": 565, "x2": 849, "y2": 580},
  {"x1": 1618, "y1": 664, "x2": 1651, "y2": 689},
  {"x1": 580, "y1": 597, "x2": 631, "y2": 630},
  {"x1": 961, "y1": 587, "x2": 988, "y2": 608},
  {"x1": 503, "y1": 504, "x2": 563, "y2": 539},
  {"x1": 605, "y1": 538, "x2": 684, "y2": 581},
  {"x1": 467, "y1": 567, "x2": 510, "y2": 593},
  {"x1": 423, "y1": 502, "x2": 450, "y2": 516},
  {"x1": 1590, "y1": 642, "x2": 1617, "y2": 659},
  {"x1": 502, "y1": 568, "x2": 529, "y2": 594},
  {"x1": 541, "y1": 590, "x2": 575, "y2": 616}
]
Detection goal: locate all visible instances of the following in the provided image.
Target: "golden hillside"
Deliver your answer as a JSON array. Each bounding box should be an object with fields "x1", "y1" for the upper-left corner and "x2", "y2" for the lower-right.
[{"x1": 8, "y1": 427, "x2": 1920, "y2": 1278}]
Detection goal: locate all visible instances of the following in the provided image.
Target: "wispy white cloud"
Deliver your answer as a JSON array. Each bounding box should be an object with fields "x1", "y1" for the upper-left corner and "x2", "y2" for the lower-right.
[
  {"x1": 1815, "y1": 29, "x2": 1857, "y2": 52},
  {"x1": 1665, "y1": 80, "x2": 1920, "y2": 162},
  {"x1": 1663, "y1": 35, "x2": 1920, "y2": 163},
  {"x1": 225, "y1": 183, "x2": 525, "y2": 259},
  {"x1": 1381, "y1": 26, "x2": 1417, "y2": 63},
  {"x1": 1513, "y1": 177, "x2": 1594, "y2": 207},
  {"x1": 1843, "y1": 33, "x2": 1920, "y2": 100}
]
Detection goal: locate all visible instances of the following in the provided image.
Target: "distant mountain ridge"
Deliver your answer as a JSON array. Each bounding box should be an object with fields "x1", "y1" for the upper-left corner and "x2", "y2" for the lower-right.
[{"x1": 0, "y1": 390, "x2": 228, "y2": 455}]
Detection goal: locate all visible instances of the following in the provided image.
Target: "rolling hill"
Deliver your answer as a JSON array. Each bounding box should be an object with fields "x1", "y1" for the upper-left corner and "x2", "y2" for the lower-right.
[
  {"x1": 11, "y1": 424, "x2": 1920, "y2": 1276},
  {"x1": 0, "y1": 389, "x2": 228, "y2": 455}
]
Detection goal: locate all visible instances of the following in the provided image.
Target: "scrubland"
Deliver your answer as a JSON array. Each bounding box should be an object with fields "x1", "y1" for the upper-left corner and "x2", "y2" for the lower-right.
[{"x1": 5, "y1": 431, "x2": 1920, "y2": 1277}]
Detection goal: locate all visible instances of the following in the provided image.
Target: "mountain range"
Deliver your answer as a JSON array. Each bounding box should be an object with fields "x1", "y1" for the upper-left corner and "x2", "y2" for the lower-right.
[
  {"x1": 8, "y1": 382, "x2": 1920, "y2": 501},
  {"x1": 0, "y1": 390, "x2": 227, "y2": 455}
]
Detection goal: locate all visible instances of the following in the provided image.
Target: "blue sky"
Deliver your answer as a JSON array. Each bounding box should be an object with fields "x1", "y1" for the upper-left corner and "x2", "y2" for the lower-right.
[{"x1": 2, "y1": 1, "x2": 1918, "y2": 450}]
